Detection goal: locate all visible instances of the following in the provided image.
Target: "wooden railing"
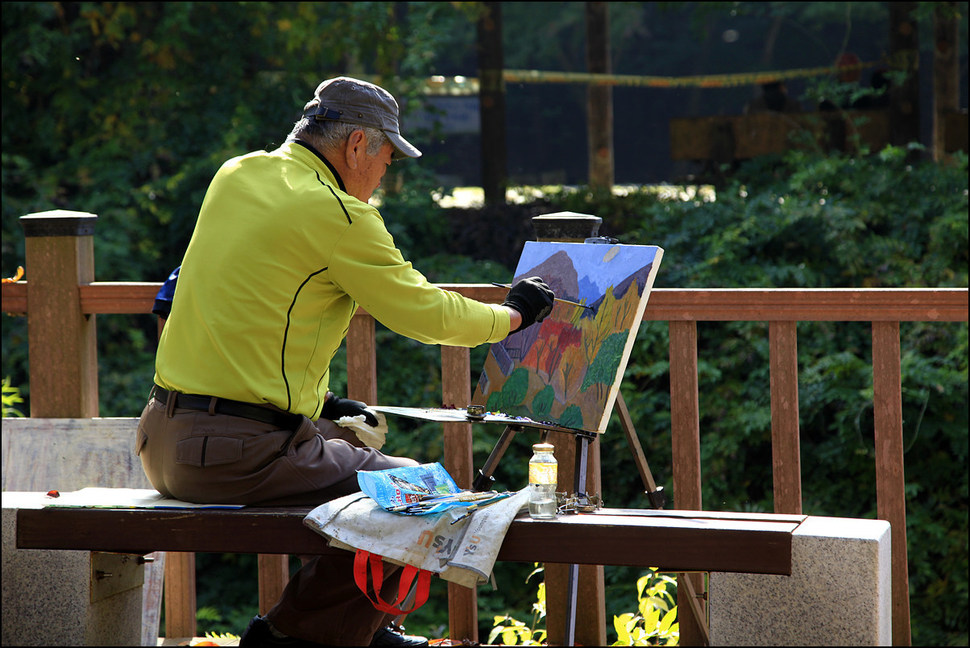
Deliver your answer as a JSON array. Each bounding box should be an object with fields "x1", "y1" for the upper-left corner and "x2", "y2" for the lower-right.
[{"x1": 2, "y1": 212, "x2": 967, "y2": 645}]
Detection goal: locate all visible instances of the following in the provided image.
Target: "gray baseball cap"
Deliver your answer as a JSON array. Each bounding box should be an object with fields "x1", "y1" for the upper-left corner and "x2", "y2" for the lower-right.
[{"x1": 303, "y1": 76, "x2": 422, "y2": 159}]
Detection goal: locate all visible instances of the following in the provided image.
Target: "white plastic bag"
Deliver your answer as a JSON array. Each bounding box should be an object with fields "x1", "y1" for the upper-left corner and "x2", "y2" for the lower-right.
[{"x1": 304, "y1": 487, "x2": 529, "y2": 590}]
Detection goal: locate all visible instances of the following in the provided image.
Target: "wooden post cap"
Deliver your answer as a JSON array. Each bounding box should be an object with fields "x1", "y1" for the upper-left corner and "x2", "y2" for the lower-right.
[
  {"x1": 20, "y1": 210, "x2": 98, "y2": 237},
  {"x1": 532, "y1": 212, "x2": 602, "y2": 242}
]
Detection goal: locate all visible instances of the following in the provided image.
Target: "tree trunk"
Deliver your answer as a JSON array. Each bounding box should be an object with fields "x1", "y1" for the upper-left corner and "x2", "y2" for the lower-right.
[
  {"x1": 586, "y1": 1, "x2": 614, "y2": 189},
  {"x1": 888, "y1": 2, "x2": 921, "y2": 150},
  {"x1": 932, "y1": 2, "x2": 959, "y2": 161},
  {"x1": 477, "y1": 2, "x2": 507, "y2": 206}
]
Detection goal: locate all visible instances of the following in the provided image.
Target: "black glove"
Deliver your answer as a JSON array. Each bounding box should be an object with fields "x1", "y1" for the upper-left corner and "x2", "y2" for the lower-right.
[
  {"x1": 502, "y1": 276, "x2": 555, "y2": 333},
  {"x1": 320, "y1": 392, "x2": 378, "y2": 426}
]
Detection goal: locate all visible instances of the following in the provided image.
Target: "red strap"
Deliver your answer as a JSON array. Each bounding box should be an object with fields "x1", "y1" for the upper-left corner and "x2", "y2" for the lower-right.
[{"x1": 353, "y1": 549, "x2": 431, "y2": 615}]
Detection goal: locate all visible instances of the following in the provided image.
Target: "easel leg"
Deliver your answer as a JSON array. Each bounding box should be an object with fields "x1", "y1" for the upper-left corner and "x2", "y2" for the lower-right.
[
  {"x1": 616, "y1": 393, "x2": 666, "y2": 508},
  {"x1": 564, "y1": 431, "x2": 594, "y2": 646},
  {"x1": 472, "y1": 425, "x2": 520, "y2": 492}
]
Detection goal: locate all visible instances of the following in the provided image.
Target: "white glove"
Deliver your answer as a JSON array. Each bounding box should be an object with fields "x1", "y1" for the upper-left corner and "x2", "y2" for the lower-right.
[{"x1": 335, "y1": 409, "x2": 387, "y2": 449}]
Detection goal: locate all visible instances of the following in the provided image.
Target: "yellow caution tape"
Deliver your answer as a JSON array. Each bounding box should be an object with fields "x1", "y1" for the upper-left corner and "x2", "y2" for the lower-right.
[
  {"x1": 373, "y1": 60, "x2": 885, "y2": 96},
  {"x1": 502, "y1": 62, "x2": 879, "y2": 88}
]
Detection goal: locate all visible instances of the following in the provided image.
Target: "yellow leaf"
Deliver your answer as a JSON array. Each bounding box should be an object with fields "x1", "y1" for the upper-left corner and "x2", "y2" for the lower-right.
[
  {"x1": 613, "y1": 613, "x2": 634, "y2": 645},
  {"x1": 2, "y1": 266, "x2": 24, "y2": 283},
  {"x1": 659, "y1": 607, "x2": 677, "y2": 635}
]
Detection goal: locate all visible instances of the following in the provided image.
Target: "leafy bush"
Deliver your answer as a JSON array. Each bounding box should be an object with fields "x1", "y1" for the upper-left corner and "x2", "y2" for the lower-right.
[
  {"x1": 2, "y1": 376, "x2": 25, "y2": 418},
  {"x1": 488, "y1": 564, "x2": 548, "y2": 646},
  {"x1": 612, "y1": 569, "x2": 679, "y2": 646}
]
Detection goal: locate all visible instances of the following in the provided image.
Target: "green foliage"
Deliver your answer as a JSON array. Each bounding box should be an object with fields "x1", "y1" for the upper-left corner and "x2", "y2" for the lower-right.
[
  {"x1": 487, "y1": 564, "x2": 680, "y2": 646},
  {"x1": 2, "y1": 376, "x2": 25, "y2": 418},
  {"x1": 612, "y1": 569, "x2": 680, "y2": 646},
  {"x1": 488, "y1": 564, "x2": 548, "y2": 646}
]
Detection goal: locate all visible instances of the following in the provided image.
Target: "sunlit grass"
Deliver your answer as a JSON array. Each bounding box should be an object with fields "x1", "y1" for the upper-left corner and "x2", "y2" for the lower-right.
[{"x1": 430, "y1": 184, "x2": 716, "y2": 209}]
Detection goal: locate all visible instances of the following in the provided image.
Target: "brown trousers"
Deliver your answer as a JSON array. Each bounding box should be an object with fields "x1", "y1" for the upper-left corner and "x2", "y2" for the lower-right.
[{"x1": 137, "y1": 394, "x2": 419, "y2": 645}]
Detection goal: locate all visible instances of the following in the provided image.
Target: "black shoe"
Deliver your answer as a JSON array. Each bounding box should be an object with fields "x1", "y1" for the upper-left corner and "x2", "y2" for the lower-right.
[
  {"x1": 370, "y1": 624, "x2": 429, "y2": 647},
  {"x1": 239, "y1": 615, "x2": 326, "y2": 648}
]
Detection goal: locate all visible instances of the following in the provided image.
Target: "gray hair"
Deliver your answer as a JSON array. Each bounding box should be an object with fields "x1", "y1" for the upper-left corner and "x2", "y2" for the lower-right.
[{"x1": 289, "y1": 117, "x2": 389, "y2": 157}]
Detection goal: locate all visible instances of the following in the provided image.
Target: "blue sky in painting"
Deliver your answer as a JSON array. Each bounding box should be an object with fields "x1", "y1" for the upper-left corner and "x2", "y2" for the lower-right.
[{"x1": 513, "y1": 241, "x2": 660, "y2": 304}]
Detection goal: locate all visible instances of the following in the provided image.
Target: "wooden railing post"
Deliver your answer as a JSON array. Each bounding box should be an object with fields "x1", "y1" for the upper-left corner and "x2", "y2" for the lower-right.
[
  {"x1": 152, "y1": 309, "x2": 199, "y2": 639},
  {"x1": 441, "y1": 345, "x2": 478, "y2": 643},
  {"x1": 165, "y1": 553, "x2": 197, "y2": 638},
  {"x1": 669, "y1": 320, "x2": 708, "y2": 646},
  {"x1": 872, "y1": 321, "x2": 912, "y2": 646},
  {"x1": 769, "y1": 321, "x2": 802, "y2": 514},
  {"x1": 347, "y1": 311, "x2": 378, "y2": 405},
  {"x1": 20, "y1": 211, "x2": 99, "y2": 417},
  {"x1": 258, "y1": 555, "x2": 290, "y2": 616}
]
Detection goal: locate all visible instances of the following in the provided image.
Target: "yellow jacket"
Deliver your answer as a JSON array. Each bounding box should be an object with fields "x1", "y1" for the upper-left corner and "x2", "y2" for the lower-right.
[{"x1": 155, "y1": 140, "x2": 510, "y2": 418}]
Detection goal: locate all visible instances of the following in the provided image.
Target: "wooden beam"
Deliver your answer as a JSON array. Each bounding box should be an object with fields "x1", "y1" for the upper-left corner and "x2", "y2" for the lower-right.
[
  {"x1": 4, "y1": 283, "x2": 965, "y2": 324},
  {"x1": 17, "y1": 506, "x2": 801, "y2": 576},
  {"x1": 640, "y1": 288, "x2": 969, "y2": 322}
]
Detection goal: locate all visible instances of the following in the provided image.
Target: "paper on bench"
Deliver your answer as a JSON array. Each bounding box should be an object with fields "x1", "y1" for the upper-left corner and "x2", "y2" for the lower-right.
[
  {"x1": 304, "y1": 488, "x2": 529, "y2": 588},
  {"x1": 43, "y1": 487, "x2": 244, "y2": 509}
]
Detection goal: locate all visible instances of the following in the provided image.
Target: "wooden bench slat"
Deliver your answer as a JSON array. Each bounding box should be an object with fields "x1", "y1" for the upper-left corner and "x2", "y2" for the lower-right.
[{"x1": 17, "y1": 505, "x2": 798, "y2": 576}]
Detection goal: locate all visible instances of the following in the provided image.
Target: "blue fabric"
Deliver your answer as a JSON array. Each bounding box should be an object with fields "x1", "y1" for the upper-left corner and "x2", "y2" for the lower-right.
[{"x1": 152, "y1": 266, "x2": 180, "y2": 317}]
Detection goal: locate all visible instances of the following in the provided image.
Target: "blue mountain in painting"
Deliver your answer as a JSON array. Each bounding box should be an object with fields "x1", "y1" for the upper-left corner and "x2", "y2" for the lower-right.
[
  {"x1": 517, "y1": 247, "x2": 655, "y2": 311},
  {"x1": 576, "y1": 275, "x2": 600, "y2": 304}
]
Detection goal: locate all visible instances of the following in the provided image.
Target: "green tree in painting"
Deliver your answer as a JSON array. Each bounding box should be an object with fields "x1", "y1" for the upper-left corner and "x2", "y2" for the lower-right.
[
  {"x1": 559, "y1": 404, "x2": 584, "y2": 429},
  {"x1": 486, "y1": 366, "x2": 530, "y2": 413},
  {"x1": 531, "y1": 385, "x2": 555, "y2": 419},
  {"x1": 581, "y1": 331, "x2": 628, "y2": 400}
]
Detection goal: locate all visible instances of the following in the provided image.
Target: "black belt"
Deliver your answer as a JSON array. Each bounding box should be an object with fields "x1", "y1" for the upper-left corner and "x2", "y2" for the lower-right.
[{"x1": 151, "y1": 385, "x2": 303, "y2": 431}]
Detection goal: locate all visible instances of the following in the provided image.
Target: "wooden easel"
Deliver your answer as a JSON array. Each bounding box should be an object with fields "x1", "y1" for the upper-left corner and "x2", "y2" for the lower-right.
[{"x1": 470, "y1": 391, "x2": 666, "y2": 646}]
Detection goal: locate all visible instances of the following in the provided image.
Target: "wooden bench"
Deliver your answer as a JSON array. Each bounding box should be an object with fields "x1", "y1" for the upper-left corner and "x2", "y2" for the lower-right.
[
  {"x1": 5, "y1": 416, "x2": 809, "y2": 647},
  {"x1": 13, "y1": 491, "x2": 804, "y2": 646},
  {"x1": 4, "y1": 415, "x2": 803, "y2": 645},
  {"x1": 15, "y1": 500, "x2": 801, "y2": 576},
  {"x1": 15, "y1": 485, "x2": 905, "y2": 647}
]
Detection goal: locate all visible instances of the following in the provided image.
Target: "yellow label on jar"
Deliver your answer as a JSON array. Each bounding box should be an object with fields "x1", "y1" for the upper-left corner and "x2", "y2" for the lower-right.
[{"x1": 529, "y1": 462, "x2": 557, "y2": 485}]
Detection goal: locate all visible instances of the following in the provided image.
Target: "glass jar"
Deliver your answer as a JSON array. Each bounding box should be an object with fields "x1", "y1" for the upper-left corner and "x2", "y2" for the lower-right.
[{"x1": 528, "y1": 442, "x2": 558, "y2": 519}]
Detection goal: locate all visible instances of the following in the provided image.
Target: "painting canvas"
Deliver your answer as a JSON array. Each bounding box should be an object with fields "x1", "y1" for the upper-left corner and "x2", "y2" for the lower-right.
[{"x1": 470, "y1": 241, "x2": 663, "y2": 434}]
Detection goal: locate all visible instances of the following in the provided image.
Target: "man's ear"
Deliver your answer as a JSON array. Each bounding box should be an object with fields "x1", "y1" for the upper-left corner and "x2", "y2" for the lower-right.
[{"x1": 344, "y1": 129, "x2": 366, "y2": 169}]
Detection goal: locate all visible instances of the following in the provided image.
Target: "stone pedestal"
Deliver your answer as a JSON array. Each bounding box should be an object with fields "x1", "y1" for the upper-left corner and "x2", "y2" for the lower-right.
[
  {"x1": 710, "y1": 516, "x2": 892, "y2": 646},
  {"x1": 2, "y1": 492, "x2": 144, "y2": 646}
]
